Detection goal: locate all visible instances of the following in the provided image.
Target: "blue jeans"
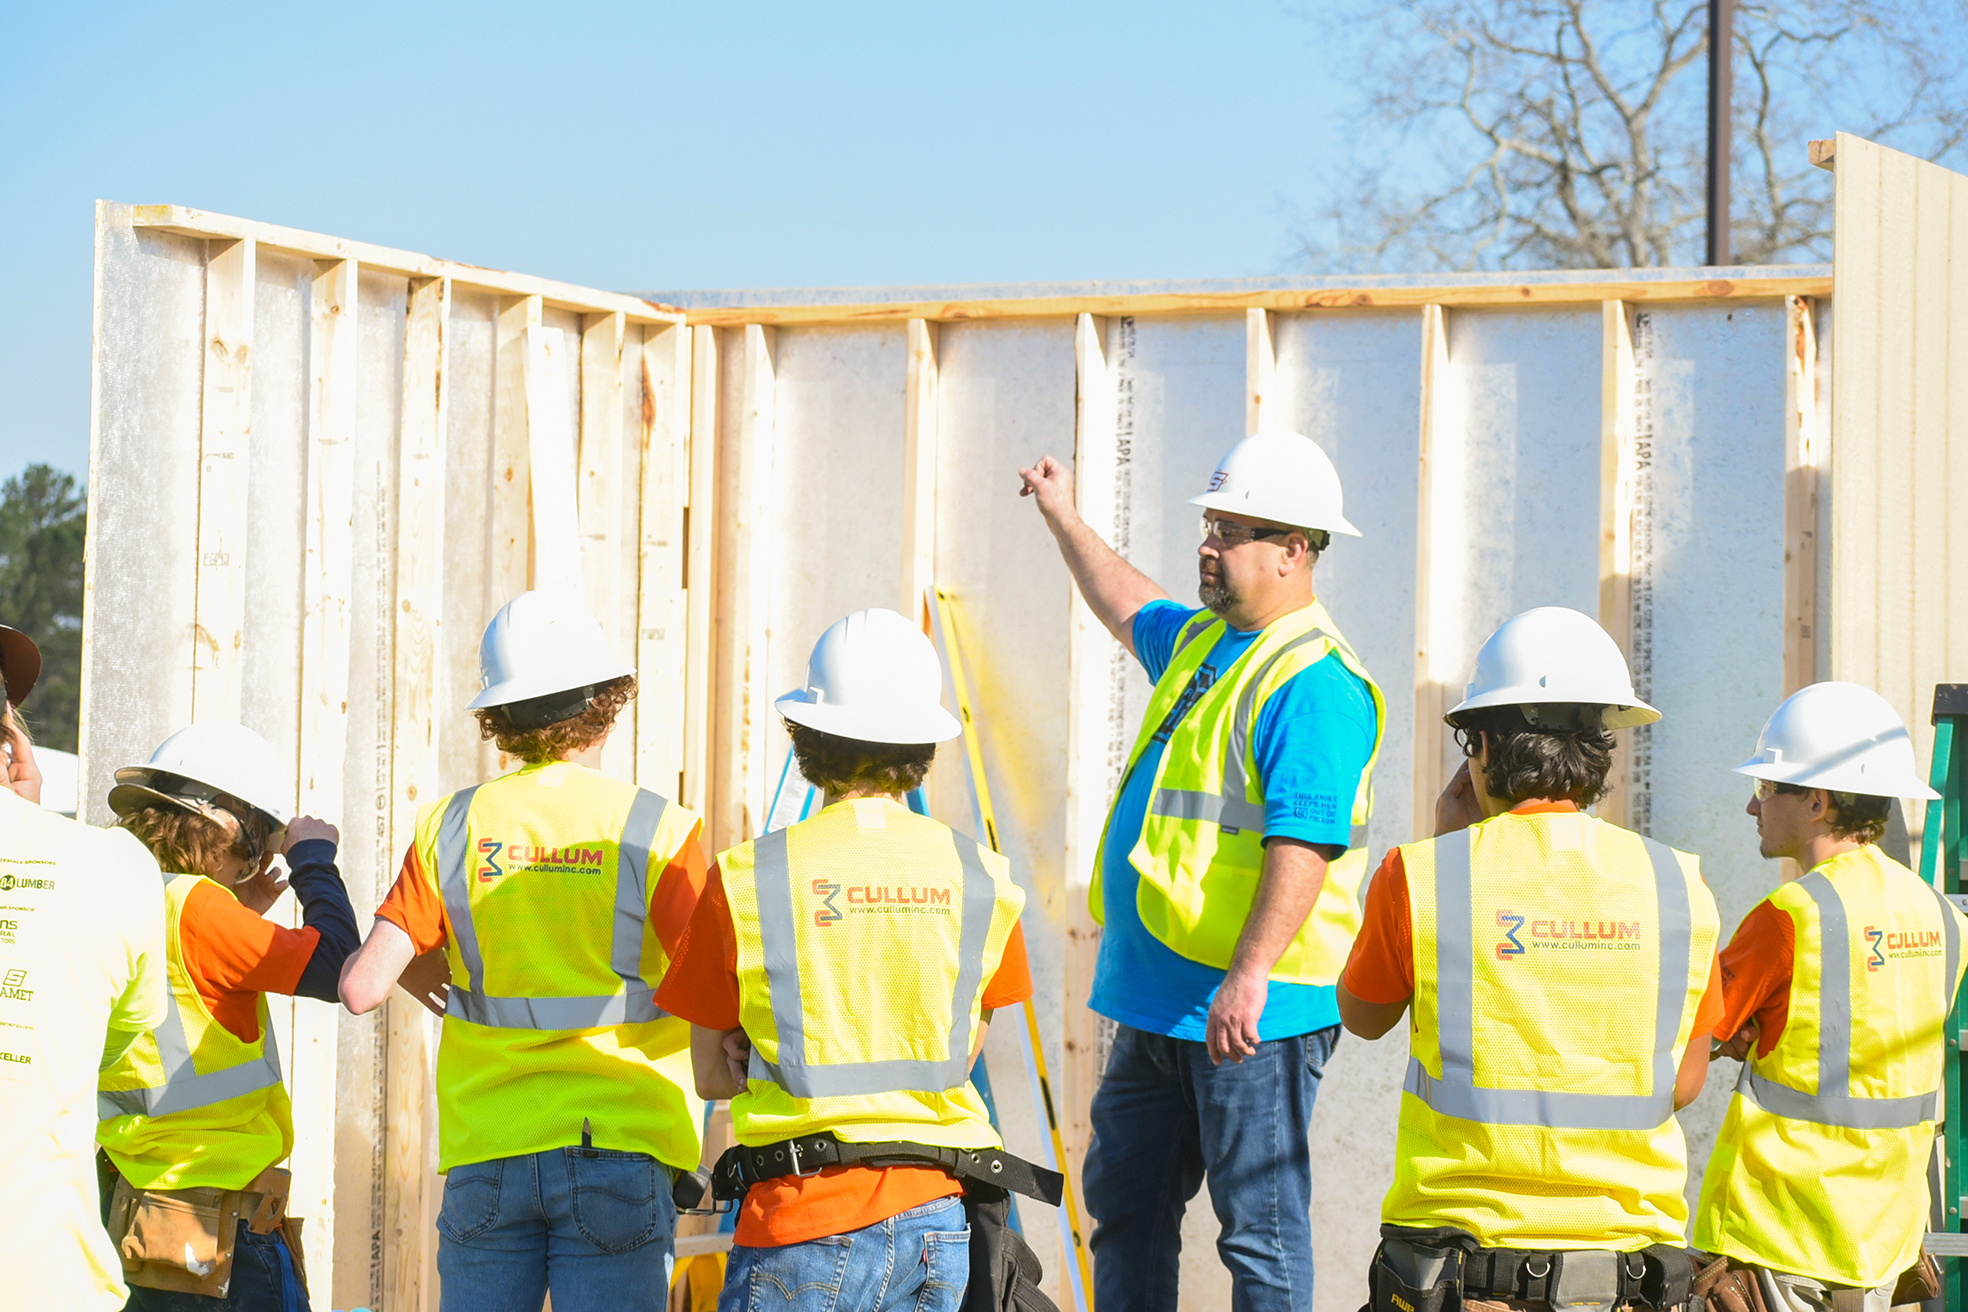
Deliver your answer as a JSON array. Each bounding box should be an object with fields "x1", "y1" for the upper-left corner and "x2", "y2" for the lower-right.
[
  {"x1": 1083, "y1": 1023, "x2": 1339, "y2": 1312},
  {"x1": 436, "y1": 1147, "x2": 677, "y2": 1312},
  {"x1": 718, "y1": 1195, "x2": 972, "y2": 1312},
  {"x1": 121, "y1": 1220, "x2": 309, "y2": 1311}
]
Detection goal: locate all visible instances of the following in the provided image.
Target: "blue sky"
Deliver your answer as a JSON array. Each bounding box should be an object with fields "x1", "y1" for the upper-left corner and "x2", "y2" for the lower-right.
[{"x1": 0, "y1": 2, "x2": 1356, "y2": 484}]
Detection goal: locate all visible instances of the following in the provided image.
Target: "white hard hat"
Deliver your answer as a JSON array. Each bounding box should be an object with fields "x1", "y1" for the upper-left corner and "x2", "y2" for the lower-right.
[
  {"x1": 1447, "y1": 606, "x2": 1659, "y2": 731},
  {"x1": 1735, "y1": 681, "x2": 1938, "y2": 800},
  {"x1": 1187, "y1": 430, "x2": 1361, "y2": 537},
  {"x1": 109, "y1": 721, "x2": 292, "y2": 831},
  {"x1": 776, "y1": 608, "x2": 962, "y2": 745},
  {"x1": 468, "y1": 591, "x2": 634, "y2": 713}
]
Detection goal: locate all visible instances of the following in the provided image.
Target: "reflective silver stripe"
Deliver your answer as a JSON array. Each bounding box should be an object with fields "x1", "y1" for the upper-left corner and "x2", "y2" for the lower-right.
[
  {"x1": 439, "y1": 783, "x2": 669, "y2": 1030},
  {"x1": 1731, "y1": 870, "x2": 1957, "y2": 1131},
  {"x1": 1405, "y1": 827, "x2": 1689, "y2": 1131},
  {"x1": 98, "y1": 991, "x2": 282, "y2": 1120},
  {"x1": 1147, "y1": 627, "x2": 1338, "y2": 841},
  {"x1": 748, "y1": 825, "x2": 997, "y2": 1099},
  {"x1": 1172, "y1": 612, "x2": 1218, "y2": 655}
]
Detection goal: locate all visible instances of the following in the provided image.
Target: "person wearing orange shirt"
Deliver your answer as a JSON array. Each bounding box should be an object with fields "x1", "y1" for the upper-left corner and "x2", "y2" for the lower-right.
[
  {"x1": 97, "y1": 721, "x2": 355, "y2": 1311},
  {"x1": 1693, "y1": 682, "x2": 1966, "y2": 1312},
  {"x1": 339, "y1": 592, "x2": 708, "y2": 1312},
  {"x1": 657, "y1": 609, "x2": 1058, "y2": 1312},
  {"x1": 1338, "y1": 607, "x2": 1722, "y2": 1312}
]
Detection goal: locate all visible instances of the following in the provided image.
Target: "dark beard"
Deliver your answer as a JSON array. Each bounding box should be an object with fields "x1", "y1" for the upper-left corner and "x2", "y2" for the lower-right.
[{"x1": 1198, "y1": 577, "x2": 1234, "y2": 615}]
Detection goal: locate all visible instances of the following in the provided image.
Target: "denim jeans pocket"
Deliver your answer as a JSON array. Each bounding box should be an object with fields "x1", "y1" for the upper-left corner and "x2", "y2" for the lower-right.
[
  {"x1": 438, "y1": 1159, "x2": 504, "y2": 1244},
  {"x1": 1304, "y1": 1023, "x2": 1341, "y2": 1078},
  {"x1": 740, "y1": 1233, "x2": 853, "y2": 1310},
  {"x1": 917, "y1": 1224, "x2": 973, "y2": 1299},
  {"x1": 564, "y1": 1148, "x2": 666, "y2": 1255}
]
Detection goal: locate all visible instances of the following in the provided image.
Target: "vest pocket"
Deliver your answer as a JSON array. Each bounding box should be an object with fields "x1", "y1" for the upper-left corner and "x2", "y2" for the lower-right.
[
  {"x1": 565, "y1": 1149, "x2": 666, "y2": 1255},
  {"x1": 438, "y1": 1159, "x2": 504, "y2": 1243}
]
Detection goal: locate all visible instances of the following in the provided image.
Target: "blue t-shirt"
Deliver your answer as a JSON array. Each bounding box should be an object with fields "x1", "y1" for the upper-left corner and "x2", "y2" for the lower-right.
[{"x1": 1088, "y1": 599, "x2": 1378, "y2": 1040}]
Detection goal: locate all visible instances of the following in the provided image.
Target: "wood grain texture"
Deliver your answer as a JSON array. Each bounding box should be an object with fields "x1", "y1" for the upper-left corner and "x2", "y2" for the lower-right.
[
  {"x1": 1411, "y1": 304, "x2": 1450, "y2": 835},
  {"x1": 1246, "y1": 307, "x2": 1277, "y2": 435},
  {"x1": 191, "y1": 237, "x2": 255, "y2": 721},
  {"x1": 525, "y1": 324, "x2": 584, "y2": 599},
  {"x1": 683, "y1": 277, "x2": 1829, "y2": 329},
  {"x1": 385, "y1": 274, "x2": 449, "y2": 1312},
  {"x1": 636, "y1": 323, "x2": 690, "y2": 799},
  {"x1": 1599, "y1": 301, "x2": 1636, "y2": 827},
  {"x1": 902, "y1": 319, "x2": 940, "y2": 623},
  {"x1": 684, "y1": 326, "x2": 719, "y2": 818},
  {"x1": 1783, "y1": 294, "x2": 1821, "y2": 699}
]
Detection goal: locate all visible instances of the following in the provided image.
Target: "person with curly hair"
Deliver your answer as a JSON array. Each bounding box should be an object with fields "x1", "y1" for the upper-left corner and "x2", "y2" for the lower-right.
[
  {"x1": 97, "y1": 720, "x2": 353, "y2": 1311},
  {"x1": 1694, "y1": 683, "x2": 1966, "y2": 1312},
  {"x1": 1339, "y1": 607, "x2": 1724, "y2": 1312},
  {"x1": 338, "y1": 591, "x2": 708, "y2": 1312}
]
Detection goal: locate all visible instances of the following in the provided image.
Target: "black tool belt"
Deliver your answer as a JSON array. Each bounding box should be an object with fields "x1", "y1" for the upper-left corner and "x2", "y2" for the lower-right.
[
  {"x1": 712, "y1": 1133, "x2": 1064, "y2": 1208},
  {"x1": 1369, "y1": 1226, "x2": 1697, "y2": 1312}
]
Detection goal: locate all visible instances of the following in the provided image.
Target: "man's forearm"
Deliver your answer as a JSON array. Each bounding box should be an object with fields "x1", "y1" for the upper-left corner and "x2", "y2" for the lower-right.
[
  {"x1": 1047, "y1": 513, "x2": 1167, "y2": 655},
  {"x1": 1226, "y1": 838, "x2": 1331, "y2": 981}
]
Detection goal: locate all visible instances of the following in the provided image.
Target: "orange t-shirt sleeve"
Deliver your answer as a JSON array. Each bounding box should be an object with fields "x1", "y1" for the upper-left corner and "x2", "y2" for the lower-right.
[
  {"x1": 648, "y1": 821, "x2": 709, "y2": 955},
  {"x1": 1689, "y1": 953, "x2": 1725, "y2": 1040},
  {"x1": 1716, "y1": 899, "x2": 1794, "y2": 1057},
  {"x1": 655, "y1": 862, "x2": 742, "y2": 1031},
  {"x1": 177, "y1": 880, "x2": 321, "y2": 1042},
  {"x1": 1341, "y1": 849, "x2": 1414, "y2": 1004},
  {"x1": 374, "y1": 843, "x2": 449, "y2": 954},
  {"x1": 981, "y1": 921, "x2": 1033, "y2": 1010}
]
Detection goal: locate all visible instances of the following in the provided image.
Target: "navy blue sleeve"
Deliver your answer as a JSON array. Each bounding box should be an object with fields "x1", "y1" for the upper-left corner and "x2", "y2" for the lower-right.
[
  {"x1": 1249, "y1": 655, "x2": 1379, "y2": 850},
  {"x1": 1129, "y1": 600, "x2": 1206, "y2": 684},
  {"x1": 286, "y1": 839, "x2": 361, "y2": 1003}
]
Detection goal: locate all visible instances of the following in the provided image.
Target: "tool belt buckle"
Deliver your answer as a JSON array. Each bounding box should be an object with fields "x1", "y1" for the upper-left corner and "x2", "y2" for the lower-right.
[{"x1": 786, "y1": 1138, "x2": 825, "y2": 1180}]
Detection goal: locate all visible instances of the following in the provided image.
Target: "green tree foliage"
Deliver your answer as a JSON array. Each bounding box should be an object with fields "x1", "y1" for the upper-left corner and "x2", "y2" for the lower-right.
[{"x1": 0, "y1": 465, "x2": 86, "y2": 752}]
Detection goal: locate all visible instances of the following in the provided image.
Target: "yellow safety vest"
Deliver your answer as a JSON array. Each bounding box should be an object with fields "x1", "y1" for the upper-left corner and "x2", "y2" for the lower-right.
[
  {"x1": 98, "y1": 872, "x2": 291, "y2": 1191},
  {"x1": 1694, "y1": 845, "x2": 1966, "y2": 1286},
  {"x1": 1385, "y1": 808, "x2": 1719, "y2": 1249},
  {"x1": 720, "y1": 797, "x2": 1025, "y2": 1149},
  {"x1": 417, "y1": 761, "x2": 703, "y2": 1172},
  {"x1": 1092, "y1": 600, "x2": 1385, "y2": 985}
]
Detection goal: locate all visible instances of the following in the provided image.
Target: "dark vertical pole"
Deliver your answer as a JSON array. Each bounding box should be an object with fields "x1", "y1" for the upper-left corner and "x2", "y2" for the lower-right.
[{"x1": 1706, "y1": 0, "x2": 1734, "y2": 266}]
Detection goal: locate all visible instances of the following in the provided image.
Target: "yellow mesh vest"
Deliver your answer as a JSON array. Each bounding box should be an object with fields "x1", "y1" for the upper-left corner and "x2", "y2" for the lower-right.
[
  {"x1": 98, "y1": 873, "x2": 292, "y2": 1191},
  {"x1": 1091, "y1": 599, "x2": 1385, "y2": 985},
  {"x1": 721, "y1": 797, "x2": 1024, "y2": 1149},
  {"x1": 415, "y1": 761, "x2": 704, "y2": 1171},
  {"x1": 1694, "y1": 845, "x2": 1967, "y2": 1286},
  {"x1": 1385, "y1": 809, "x2": 1719, "y2": 1249}
]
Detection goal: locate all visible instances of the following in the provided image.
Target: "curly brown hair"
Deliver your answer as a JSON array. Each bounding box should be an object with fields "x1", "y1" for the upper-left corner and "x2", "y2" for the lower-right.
[
  {"x1": 475, "y1": 675, "x2": 637, "y2": 765},
  {"x1": 1765, "y1": 782, "x2": 1892, "y2": 845},
  {"x1": 120, "y1": 805, "x2": 237, "y2": 878},
  {"x1": 786, "y1": 720, "x2": 936, "y2": 797},
  {"x1": 1457, "y1": 709, "x2": 1616, "y2": 807}
]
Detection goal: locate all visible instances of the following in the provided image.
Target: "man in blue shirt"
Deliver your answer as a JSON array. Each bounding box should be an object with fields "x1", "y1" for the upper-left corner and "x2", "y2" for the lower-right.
[{"x1": 1020, "y1": 431, "x2": 1382, "y2": 1312}]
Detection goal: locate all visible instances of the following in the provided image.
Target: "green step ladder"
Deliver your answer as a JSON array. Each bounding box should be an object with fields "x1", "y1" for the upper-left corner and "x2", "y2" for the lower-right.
[{"x1": 1926, "y1": 684, "x2": 1968, "y2": 1304}]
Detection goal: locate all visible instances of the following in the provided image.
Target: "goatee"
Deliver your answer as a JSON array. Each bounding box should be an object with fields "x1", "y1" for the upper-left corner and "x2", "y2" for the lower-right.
[{"x1": 1199, "y1": 578, "x2": 1234, "y2": 615}]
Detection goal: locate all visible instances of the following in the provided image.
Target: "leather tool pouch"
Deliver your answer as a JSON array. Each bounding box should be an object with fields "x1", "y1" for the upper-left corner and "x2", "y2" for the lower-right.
[
  {"x1": 107, "y1": 1175, "x2": 245, "y2": 1297},
  {"x1": 1371, "y1": 1231, "x2": 1471, "y2": 1312},
  {"x1": 962, "y1": 1183, "x2": 1061, "y2": 1312},
  {"x1": 1693, "y1": 1255, "x2": 1770, "y2": 1312},
  {"x1": 1891, "y1": 1253, "x2": 1940, "y2": 1308}
]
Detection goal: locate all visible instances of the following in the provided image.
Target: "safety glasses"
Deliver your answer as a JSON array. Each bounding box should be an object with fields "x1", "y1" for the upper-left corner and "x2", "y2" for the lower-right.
[{"x1": 1199, "y1": 516, "x2": 1289, "y2": 548}]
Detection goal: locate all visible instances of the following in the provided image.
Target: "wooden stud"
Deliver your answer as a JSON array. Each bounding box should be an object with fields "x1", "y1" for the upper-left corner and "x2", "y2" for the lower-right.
[
  {"x1": 1061, "y1": 311, "x2": 1114, "y2": 1238},
  {"x1": 1598, "y1": 301, "x2": 1636, "y2": 827},
  {"x1": 488, "y1": 296, "x2": 539, "y2": 774},
  {"x1": 902, "y1": 319, "x2": 939, "y2": 623},
  {"x1": 1411, "y1": 304, "x2": 1450, "y2": 838},
  {"x1": 1246, "y1": 308, "x2": 1277, "y2": 435},
  {"x1": 682, "y1": 326, "x2": 719, "y2": 819},
  {"x1": 526, "y1": 324, "x2": 584, "y2": 598},
  {"x1": 191, "y1": 237, "x2": 256, "y2": 721},
  {"x1": 723, "y1": 324, "x2": 777, "y2": 848},
  {"x1": 636, "y1": 323, "x2": 691, "y2": 799},
  {"x1": 385, "y1": 274, "x2": 449, "y2": 1312},
  {"x1": 1782, "y1": 295, "x2": 1820, "y2": 699},
  {"x1": 680, "y1": 277, "x2": 1831, "y2": 329},
  {"x1": 290, "y1": 256, "x2": 358, "y2": 1310},
  {"x1": 580, "y1": 311, "x2": 630, "y2": 778}
]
